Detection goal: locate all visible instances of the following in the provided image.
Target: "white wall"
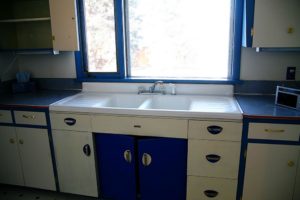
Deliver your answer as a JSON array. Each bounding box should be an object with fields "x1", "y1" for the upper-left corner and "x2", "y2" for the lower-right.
[
  {"x1": 17, "y1": 52, "x2": 76, "y2": 78},
  {"x1": 0, "y1": 52, "x2": 19, "y2": 82},
  {"x1": 1, "y1": 49, "x2": 300, "y2": 81},
  {"x1": 240, "y1": 48, "x2": 300, "y2": 80}
]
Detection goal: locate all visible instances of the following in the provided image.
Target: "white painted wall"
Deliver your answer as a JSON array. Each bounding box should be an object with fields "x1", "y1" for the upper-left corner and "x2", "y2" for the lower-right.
[
  {"x1": 1, "y1": 49, "x2": 300, "y2": 81},
  {"x1": 240, "y1": 48, "x2": 300, "y2": 80},
  {"x1": 17, "y1": 52, "x2": 76, "y2": 78},
  {"x1": 0, "y1": 52, "x2": 19, "y2": 82}
]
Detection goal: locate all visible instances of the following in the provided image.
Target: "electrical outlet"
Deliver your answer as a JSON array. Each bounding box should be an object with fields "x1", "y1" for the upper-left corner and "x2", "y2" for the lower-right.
[{"x1": 286, "y1": 66, "x2": 296, "y2": 80}]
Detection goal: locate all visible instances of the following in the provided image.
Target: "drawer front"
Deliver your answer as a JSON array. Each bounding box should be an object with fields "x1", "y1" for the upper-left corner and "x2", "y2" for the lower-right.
[
  {"x1": 187, "y1": 176, "x2": 237, "y2": 200},
  {"x1": 50, "y1": 113, "x2": 91, "y2": 132},
  {"x1": 14, "y1": 111, "x2": 46, "y2": 126},
  {"x1": 0, "y1": 110, "x2": 13, "y2": 123},
  {"x1": 188, "y1": 140, "x2": 240, "y2": 179},
  {"x1": 188, "y1": 120, "x2": 242, "y2": 141},
  {"x1": 92, "y1": 115, "x2": 188, "y2": 139},
  {"x1": 248, "y1": 123, "x2": 300, "y2": 141}
]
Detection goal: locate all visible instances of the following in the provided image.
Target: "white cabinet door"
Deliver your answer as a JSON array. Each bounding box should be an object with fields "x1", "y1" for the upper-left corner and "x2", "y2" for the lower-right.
[
  {"x1": 252, "y1": 0, "x2": 300, "y2": 47},
  {"x1": 49, "y1": 0, "x2": 79, "y2": 51},
  {"x1": 243, "y1": 143, "x2": 300, "y2": 200},
  {"x1": 294, "y1": 154, "x2": 300, "y2": 200},
  {"x1": 52, "y1": 130, "x2": 98, "y2": 197},
  {"x1": 0, "y1": 126, "x2": 24, "y2": 186},
  {"x1": 16, "y1": 127, "x2": 56, "y2": 191}
]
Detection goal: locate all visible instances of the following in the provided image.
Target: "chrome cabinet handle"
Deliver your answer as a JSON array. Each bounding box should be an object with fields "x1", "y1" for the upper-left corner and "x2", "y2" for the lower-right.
[
  {"x1": 22, "y1": 115, "x2": 35, "y2": 119},
  {"x1": 204, "y1": 190, "x2": 218, "y2": 198},
  {"x1": 206, "y1": 154, "x2": 221, "y2": 163},
  {"x1": 64, "y1": 118, "x2": 76, "y2": 126},
  {"x1": 83, "y1": 144, "x2": 91, "y2": 156},
  {"x1": 142, "y1": 153, "x2": 152, "y2": 167},
  {"x1": 264, "y1": 129, "x2": 285, "y2": 133},
  {"x1": 207, "y1": 126, "x2": 223, "y2": 135},
  {"x1": 288, "y1": 161, "x2": 295, "y2": 167},
  {"x1": 9, "y1": 138, "x2": 15, "y2": 144},
  {"x1": 123, "y1": 150, "x2": 132, "y2": 163}
]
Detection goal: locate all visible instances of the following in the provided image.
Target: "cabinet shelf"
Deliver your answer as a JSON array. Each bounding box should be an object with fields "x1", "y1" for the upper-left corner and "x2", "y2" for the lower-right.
[{"x1": 0, "y1": 17, "x2": 51, "y2": 23}]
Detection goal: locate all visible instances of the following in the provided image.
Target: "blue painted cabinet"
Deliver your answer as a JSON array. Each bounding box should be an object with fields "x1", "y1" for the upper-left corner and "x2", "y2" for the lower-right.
[
  {"x1": 138, "y1": 138, "x2": 187, "y2": 200},
  {"x1": 95, "y1": 134, "x2": 187, "y2": 200}
]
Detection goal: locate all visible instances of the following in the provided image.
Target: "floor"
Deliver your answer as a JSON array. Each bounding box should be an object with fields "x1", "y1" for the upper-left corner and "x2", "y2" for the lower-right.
[{"x1": 0, "y1": 185, "x2": 100, "y2": 200}]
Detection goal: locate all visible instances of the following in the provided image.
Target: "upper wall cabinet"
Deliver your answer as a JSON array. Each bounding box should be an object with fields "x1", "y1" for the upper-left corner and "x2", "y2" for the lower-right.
[
  {"x1": 243, "y1": 0, "x2": 300, "y2": 48},
  {"x1": 0, "y1": 0, "x2": 79, "y2": 51}
]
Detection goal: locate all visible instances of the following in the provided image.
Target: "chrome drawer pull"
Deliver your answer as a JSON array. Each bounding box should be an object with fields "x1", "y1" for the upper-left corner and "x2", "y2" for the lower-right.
[
  {"x1": 207, "y1": 126, "x2": 223, "y2": 135},
  {"x1": 124, "y1": 150, "x2": 132, "y2": 163},
  {"x1": 206, "y1": 154, "x2": 221, "y2": 163},
  {"x1": 142, "y1": 153, "x2": 152, "y2": 167},
  {"x1": 83, "y1": 144, "x2": 91, "y2": 156},
  {"x1": 64, "y1": 118, "x2": 76, "y2": 126},
  {"x1": 133, "y1": 125, "x2": 142, "y2": 128},
  {"x1": 204, "y1": 190, "x2": 218, "y2": 198},
  {"x1": 264, "y1": 129, "x2": 285, "y2": 133},
  {"x1": 22, "y1": 115, "x2": 35, "y2": 119}
]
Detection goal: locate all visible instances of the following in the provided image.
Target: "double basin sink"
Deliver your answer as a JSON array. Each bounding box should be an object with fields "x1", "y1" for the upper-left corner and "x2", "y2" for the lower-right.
[{"x1": 50, "y1": 92, "x2": 242, "y2": 119}]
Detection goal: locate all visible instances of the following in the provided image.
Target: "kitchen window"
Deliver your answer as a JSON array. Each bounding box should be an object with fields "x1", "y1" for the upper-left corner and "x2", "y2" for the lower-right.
[{"x1": 76, "y1": 0, "x2": 243, "y2": 82}]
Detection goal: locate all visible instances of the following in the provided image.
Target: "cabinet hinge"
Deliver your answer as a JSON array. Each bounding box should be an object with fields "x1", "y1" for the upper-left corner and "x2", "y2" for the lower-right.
[{"x1": 251, "y1": 28, "x2": 254, "y2": 37}]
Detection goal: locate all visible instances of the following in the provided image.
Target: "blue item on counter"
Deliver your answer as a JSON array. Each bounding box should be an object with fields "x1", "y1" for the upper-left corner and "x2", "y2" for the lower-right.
[{"x1": 16, "y1": 72, "x2": 30, "y2": 83}]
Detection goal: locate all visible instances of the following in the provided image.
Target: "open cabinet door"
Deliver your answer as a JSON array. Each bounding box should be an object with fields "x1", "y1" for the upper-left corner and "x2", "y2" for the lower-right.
[
  {"x1": 49, "y1": 0, "x2": 79, "y2": 51},
  {"x1": 95, "y1": 133, "x2": 137, "y2": 200},
  {"x1": 138, "y1": 137, "x2": 187, "y2": 200}
]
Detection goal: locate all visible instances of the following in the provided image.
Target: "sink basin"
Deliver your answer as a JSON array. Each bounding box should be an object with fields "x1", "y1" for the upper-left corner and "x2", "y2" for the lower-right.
[
  {"x1": 139, "y1": 95, "x2": 191, "y2": 110},
  {"x1": 94, "y1": 94, "x2": 149, "y2": 108}
]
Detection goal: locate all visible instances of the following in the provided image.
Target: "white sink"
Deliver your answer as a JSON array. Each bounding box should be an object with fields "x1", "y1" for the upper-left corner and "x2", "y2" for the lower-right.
[
  {"x1": 139, "y1": 95, "x2": 190, "y2": 110},
  {"x1": 96, "y1": 94, "x2": 149, "y2": 108},
  {"x1": 50, "y1": 92, "x2": 242, "y2": 119}
]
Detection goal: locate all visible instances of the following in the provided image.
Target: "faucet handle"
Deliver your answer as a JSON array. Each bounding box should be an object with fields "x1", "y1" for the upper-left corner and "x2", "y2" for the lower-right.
[
  {"x1": 168, "y1": 83, "x2": 176, "y2": 95},
  {"x1": 138, "y1": 86, "x2": 146, "y2": 94}
]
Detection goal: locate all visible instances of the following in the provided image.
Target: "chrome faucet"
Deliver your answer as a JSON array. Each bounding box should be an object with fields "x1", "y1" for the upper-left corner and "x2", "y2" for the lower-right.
[
  {"x1": 138, "y1": 81, "x2": 166, "y2": 94},
  {"x1": 149, "y1": 81, "x2": 165, "y2": 94}
]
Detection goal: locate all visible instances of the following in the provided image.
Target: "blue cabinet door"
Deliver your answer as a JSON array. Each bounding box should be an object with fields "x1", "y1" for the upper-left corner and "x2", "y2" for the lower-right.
[
  {"x1": 95, "y1": 133, "x2": 137, "y2": 200},
  {"x1": 138, "y1": 138, "x2": 187, "y2": 200}
]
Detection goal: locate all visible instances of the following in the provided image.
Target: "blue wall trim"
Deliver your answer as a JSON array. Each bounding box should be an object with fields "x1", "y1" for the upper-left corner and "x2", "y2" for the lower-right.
[{"x1": 242, "y1": 0, "x2": 255, "y2": 47}]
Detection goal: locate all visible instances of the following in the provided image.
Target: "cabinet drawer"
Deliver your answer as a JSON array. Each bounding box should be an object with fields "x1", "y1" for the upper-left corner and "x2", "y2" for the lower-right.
[
  {"x1": 50, "y1": 113, "x2": 91, "y2": 132},
  {"x1": 188, "y1": 120, "x2": 242, "y2": 141},
  {"x1": 0, "y1": 110, "x2": 12, "y2": 123},
  {"x1": 248, "y1": 123, "x2": 300, "y2": 141},
  {"x1": 14, "y1": 111, "x2": 46, "y2": 126},
  {"x1": 92, "y1": 115, "x2": 188, "y2": 139},
  {"x1": 187, "y1": 176, "x2": 237, "y2": 200},
  {"x1": 188, "y1": 140, "x2": 240, "y2": 179}
]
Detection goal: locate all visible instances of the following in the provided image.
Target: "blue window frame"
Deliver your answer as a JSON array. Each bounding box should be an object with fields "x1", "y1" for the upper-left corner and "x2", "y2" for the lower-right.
[{"x1": 75, "y1": 0, "x2": 244, "y2": 83}]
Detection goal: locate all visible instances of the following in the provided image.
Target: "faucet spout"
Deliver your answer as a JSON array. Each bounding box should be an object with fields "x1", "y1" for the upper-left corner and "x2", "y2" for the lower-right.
[{"x1": 149, "y1": 81, "x2": 165, "y2": 93}]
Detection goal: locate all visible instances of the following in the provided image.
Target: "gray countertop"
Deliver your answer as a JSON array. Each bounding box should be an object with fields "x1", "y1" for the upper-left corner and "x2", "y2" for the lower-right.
[
  {"x1": 235, "y1": 95, "x2": 300, "y2": 120},
  {"x1": 0, "y1": 90, "x2": 80, "y2": 108}
]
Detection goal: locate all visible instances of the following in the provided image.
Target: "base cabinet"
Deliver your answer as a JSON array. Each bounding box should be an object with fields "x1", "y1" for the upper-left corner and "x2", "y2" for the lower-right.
[
  {"x1": 0, "y1": 126, "x2": 55, "y2": 190},
  {"x1": 52, "y1": 130, "x2": 98, "y2": 197},
  {"x1": 95, "y1": 133, "x2": 187, "y2": 200},
  {"x1": 16, "y1": 127, "x2": 56, "y2": 190},
  {"x1": 243, "y1": 143, "x2": 300, "y2": 200},
  {"x1": 0, "y1": 126, "x2": 24, "y2": 186}
]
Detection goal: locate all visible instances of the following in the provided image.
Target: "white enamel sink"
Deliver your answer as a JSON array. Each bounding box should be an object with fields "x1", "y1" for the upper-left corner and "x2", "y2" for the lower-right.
[
  {"x1": 50, "y1": 92, "x2": 242, "y2": 119},
  {"x1": 94, "y1": 94, "x2": 149, "y2": 108},
  {"x1": 139, "y1": 95, "x2": 191, "y2": 110}
]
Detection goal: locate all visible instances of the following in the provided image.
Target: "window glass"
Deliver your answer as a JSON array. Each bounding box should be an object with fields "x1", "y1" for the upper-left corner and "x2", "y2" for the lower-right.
[
  {"x1": 83, "y1": 0, "x2": 117, "y2": 72},
  {"x1": 128, "y1": 0, "x2": 232, "y2": 79}
]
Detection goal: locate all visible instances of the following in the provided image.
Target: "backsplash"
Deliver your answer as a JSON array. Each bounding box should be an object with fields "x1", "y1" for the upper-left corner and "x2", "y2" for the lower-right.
[{"x1": 234, "y1": 80, "x2": 300, "y2": 95}]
